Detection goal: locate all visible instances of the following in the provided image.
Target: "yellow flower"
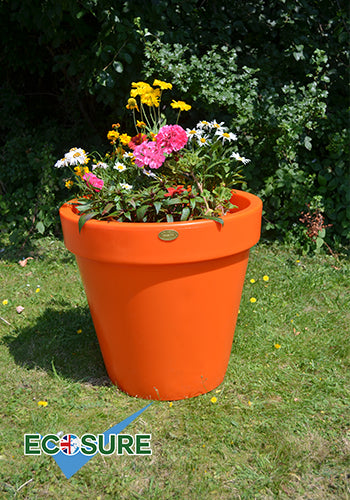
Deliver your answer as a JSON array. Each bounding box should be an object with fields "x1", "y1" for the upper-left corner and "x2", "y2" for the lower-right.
[
  {"x1": 37, "y1": 401, "x2": 48, "y2": 407},
  {"x1": 136, "y1": 120, "x2": 146, "y2": 128},
  {"x1": 171, "y1": 100, "x2": 191, "y2": 111},
  {"x1": 130, "y1": 81, "x2": 152, "y2": 97},
  {"x1": 263, "y1": 275, "x2": 269, "y2": 282},
  {"x1": 107, "y1": 130, "x2": 120, "y2": 144},
  {"x1": 140, "y1": 88, "x2": 161, "y2": 107},
  {"x1": 77, "y1": 329, "x2": 82, "y2": 334},
  {"x1": 250, "y1": 279, "x2": 256, "y2": 284},
  {"x1": 169, "y1": 402, "x2": 173, "y2": 408},
  {"x1": 74, "y1": 166, "x2": 89, "y2": 178},
  {"x1": 250, "y1": 297, "x2": 257, "y2": 303},
  {"x1": 153, "y1": 79, "x2": 172, "y2": 90},
  {"x1": 210, "y1": 397, "x2": 217, "y2": 403},
  {"x1": 126, "y1": 97, "x2": 139, "y2": 111},
  {"x1": 65, "y1": 180, "x2": 74, "y2": 189},
  {"x1": 35, "y1": 287, "x2": 40, "y2": 293},
  {"x1": 2, "y1": 299, "x2": 8, "y2": 305},
  {"x1": 119, "y1": 133, "x2": 132, "y2": 146},
  {"x1": 274, "y1": 343, "x2": 281, "y2": 349}
]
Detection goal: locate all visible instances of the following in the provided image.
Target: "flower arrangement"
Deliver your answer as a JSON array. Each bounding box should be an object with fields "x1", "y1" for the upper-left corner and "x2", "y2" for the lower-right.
[{"x1": 54, "y1": 79, "x2": 250, "y2": 229}]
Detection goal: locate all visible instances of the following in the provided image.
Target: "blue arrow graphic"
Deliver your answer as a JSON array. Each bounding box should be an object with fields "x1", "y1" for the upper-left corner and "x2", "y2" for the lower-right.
[{"x1": 44, "y1": 403, "x2": 152, "y2": 479}]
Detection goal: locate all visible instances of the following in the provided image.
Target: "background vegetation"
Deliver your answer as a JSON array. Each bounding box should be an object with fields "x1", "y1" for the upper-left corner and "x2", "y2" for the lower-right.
[{"x1": 0, "y1": 0, "x2": 349, "y2": 251}]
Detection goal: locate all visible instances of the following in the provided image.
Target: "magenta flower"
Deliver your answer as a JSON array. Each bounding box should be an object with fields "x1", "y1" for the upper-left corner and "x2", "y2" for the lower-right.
[
  {"x1": 83, "y1": 172, "x2": 104, "y2": 191},
  {"x1": 133, "y1": 141, "x2": 165, "y2": 169},
  {"x1": 156, "y1": 125, "x2": 188, "y2": 154}
]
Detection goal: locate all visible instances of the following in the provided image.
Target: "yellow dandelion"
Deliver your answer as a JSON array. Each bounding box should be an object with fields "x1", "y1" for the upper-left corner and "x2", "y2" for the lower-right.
[
  {"x1": 250, "y1": 297, "x2": 257, "y2": 303},
  {"x1": 2, "y1": 299, "x2": 8, "y2": 305},
  {"x1": 169, "y1": 402, "x2": 173, "y2": 408},
  {"x1": 210, "y1": 397, "x2": 217, "y2": 403},
  {"x1": 37, "y1": 401, "x2": 48, "y2": 407},
  {"x1": 274, "y1": 343, "x2": 281, "y2": 349},
  {"x1": 263, "y1": 275, "x2": 269, "y2": 282},
  {"x1": 77, "y1": 329, "x2": 82, "y2": 334},
  {"x1": 250, "y1": 279, "x2": 256, "y2": 284},
  {"x1": 35, "y1": 287, "x2": 40, "y2": 293}
]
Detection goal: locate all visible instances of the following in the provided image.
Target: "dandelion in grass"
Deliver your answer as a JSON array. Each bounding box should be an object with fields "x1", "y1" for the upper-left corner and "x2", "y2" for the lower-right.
[
  {"x1": 250, "y1": 297, "x2": 257, "y2": 303},
  {"x1": 250, "y1": 279, "x2": 256, "y2": 284},
  {"x1": 37, "y1": 401, "x2": 48, "y2": 407},
  {"x1": 2, "y1": 299, "x2": 8, "y2": 305},
  {"x1": 35, "y1": 287, "x2": 40, "y2": 293},
  {"x1": 263, "y1": 275, "x2": 269, "y2": 282},
  {"x1": 210, "y1": 397, "x2": 217, "y2": 403},
  {"x1": 274, "y1": 343, "x2": 281, "y2": 349},
  {"x1": 169, "y1": 402, "x2": 173, "y2": 408}
]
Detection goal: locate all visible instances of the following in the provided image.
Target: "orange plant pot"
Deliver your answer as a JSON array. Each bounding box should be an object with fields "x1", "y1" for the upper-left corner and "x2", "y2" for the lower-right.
[{"x1": 59, "y1": 190, "x2": 262, "y2": 400}]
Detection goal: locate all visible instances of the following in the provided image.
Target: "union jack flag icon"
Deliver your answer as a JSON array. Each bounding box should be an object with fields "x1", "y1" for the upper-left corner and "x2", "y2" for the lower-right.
[{"x1": 59, "y1": 434, "x2": 80, "y2": 455}]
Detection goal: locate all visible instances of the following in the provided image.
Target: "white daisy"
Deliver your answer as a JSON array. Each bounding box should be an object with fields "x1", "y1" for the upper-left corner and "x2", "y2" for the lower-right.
[
  {"x1": 215, "y1": 130, "x2": 237, "y2": 143},
  {"x1": 197, "y1": 135, "x2": 211, "y2": 146},
  {"x1": 113, "y1": 162, "x2": 127, "y2": 172},
  {"x1": 142, "y1": 169, "x2": 158, "y2": 178},
  {"x1": 120, "y1": 183, "x2": 133, "y2": 190},
  {"x1": 210, "y1": 120, "x2": 226, "y2": 131},
  {"x1": 54, "y1": 158, "x2": 68, "y2": 168},
  {"x1": 231, "y1": 152, "x2": 251, "y2": 164},
  {"x1": 196, "y1": 120, "x2": 211, "y2": 130},
  {"x1": 64, "y1": 147, "x2": 88, "y2": 166},
  {"x1": 92, "y1": 161, "x2": 108, "y2": 170},
  {"x1": 123, "y1": 152, "x2": 134, "y2": 159},
  {"x1": 186, "y1": 128, "x2": 203, "y2": 140}
]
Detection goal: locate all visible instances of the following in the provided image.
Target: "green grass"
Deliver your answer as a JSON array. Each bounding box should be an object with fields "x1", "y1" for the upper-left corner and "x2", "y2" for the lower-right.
[{"x1": 0, "y1": 237, "x2": 349, "y2": 499}]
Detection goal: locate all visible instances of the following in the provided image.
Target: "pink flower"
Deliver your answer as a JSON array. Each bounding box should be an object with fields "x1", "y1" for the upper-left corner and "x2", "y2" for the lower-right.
[
  {"x1": 133, "y1": 141, "x2": 165, "y2": 169},
  {"x1": 82, "y1": 172, "x2": 104, "y2": 191},
  {"x1": 156, "y1": 125, "x2": 188, "y2": 154}
]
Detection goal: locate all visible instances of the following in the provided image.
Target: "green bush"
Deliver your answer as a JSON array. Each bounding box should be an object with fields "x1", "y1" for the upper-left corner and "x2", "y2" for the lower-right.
[{"x1": 0, "y1": 0, "x2": 348, "y2": 250}]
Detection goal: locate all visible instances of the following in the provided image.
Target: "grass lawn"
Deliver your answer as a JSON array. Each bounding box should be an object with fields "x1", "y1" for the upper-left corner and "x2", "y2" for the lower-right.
[{"x1": 0, "y1": 237, "x2": 349, "y2": 499}]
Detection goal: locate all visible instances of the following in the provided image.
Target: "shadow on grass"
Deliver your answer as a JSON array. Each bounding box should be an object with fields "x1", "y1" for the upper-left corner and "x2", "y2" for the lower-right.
[{"x1": 3, "y1": 306, "x2": 111, "y2": 386}]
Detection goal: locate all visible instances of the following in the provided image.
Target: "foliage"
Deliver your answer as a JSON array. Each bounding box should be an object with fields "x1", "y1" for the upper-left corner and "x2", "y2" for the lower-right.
[
  {"x1": 0, "y1": 131, "x2": 67, "y2": 245},
  {"x1": 55, "y1": 81, "x2": 247, "y2": 226},
  {"x1": 0, "y1": 0, "x2": 348, "y2": 248}
]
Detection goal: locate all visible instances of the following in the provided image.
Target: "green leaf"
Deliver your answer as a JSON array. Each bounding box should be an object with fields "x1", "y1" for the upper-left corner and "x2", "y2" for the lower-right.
[
  {"x1": 154, "y1": 201, "x2": 161, "y2": 214},
  {"x1": 166, "y1": 214, "x2": 174, "y2": 223},
  {"x1": 78, "y1": 212, "x2": 98, "y2": 232},
  {"x1": 304, "y1": 136, "x2": 312, "y2": 150},
  {"x1": 204, "y1": 215, "x2": 224, "y2": 225},
  {"x1": 101, "y1": 202, "x2": 114, "y2": 216},
  {"x1": 136, "y1": 205, "x2": 148, "y2": 221},
  {"x1": 180, "y1": 207, "x2": 190, "y2": 221},
  {"x1": 36, "y1": 221, "x2": 45, "y2": 234}
]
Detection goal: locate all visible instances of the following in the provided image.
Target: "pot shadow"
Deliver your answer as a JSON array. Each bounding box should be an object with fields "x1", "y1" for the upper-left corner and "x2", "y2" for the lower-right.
[{"x1": 3, "y1": 305, "x2": 111, "y2": 386}]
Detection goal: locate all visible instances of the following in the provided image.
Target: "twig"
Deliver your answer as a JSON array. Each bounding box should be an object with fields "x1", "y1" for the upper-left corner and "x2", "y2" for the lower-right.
[
  {"x1": 0, "y1": 316, "x2": 11, "y2": 326},
  {"x1": 16, "y1": 478, "x2": 34, "y2": 494}
]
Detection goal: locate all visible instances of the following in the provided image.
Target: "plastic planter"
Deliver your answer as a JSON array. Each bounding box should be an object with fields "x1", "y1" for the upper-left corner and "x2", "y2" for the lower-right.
[{"x1": 59, "y1": 190, "x2": 262, "y2": 400}]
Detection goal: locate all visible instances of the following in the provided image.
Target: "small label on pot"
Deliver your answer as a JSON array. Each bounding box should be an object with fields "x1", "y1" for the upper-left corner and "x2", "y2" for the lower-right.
[{"x1": 158, "y1": 230, "x2": 179, "y2": 241}]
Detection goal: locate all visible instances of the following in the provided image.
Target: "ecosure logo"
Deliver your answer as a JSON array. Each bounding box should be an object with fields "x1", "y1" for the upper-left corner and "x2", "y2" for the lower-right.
[{"x1": 24, "y1": 403, "x2": 152, "y2": 479}]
